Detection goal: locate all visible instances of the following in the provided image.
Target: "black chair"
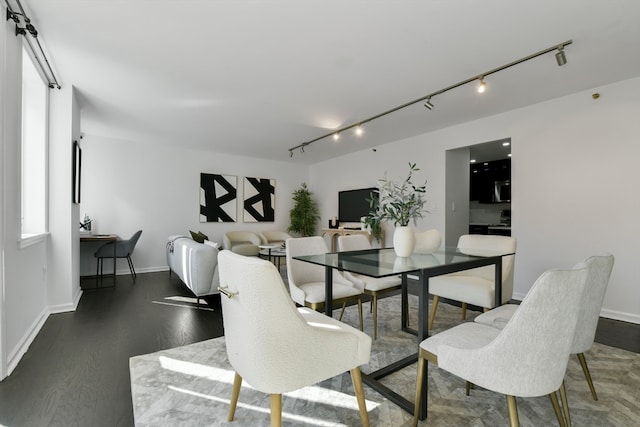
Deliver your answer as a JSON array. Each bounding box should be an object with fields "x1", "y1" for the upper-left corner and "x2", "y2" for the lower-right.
[{"x1": 95, "y1": 230, "x2": 142, "y2": 281}]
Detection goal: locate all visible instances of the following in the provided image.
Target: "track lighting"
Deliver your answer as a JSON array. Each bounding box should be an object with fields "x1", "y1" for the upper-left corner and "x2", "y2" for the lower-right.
[
  {"x1": 301, "y1": 145, "x2": 305, "y2": 153},
  {"x1": 289, "y1": 150, "x2": 293, "y2": 158},
  {"x1": 424, "y1": 97, "x2": 434, "y2": 110},
  {"x1": 555, "y1": 47, "x2": 567, "y2": 66},
  {"x1": 477, "y1": 77, "x2": 486, "y2": 94},
  {"x1": 288, "y1": 40, "x2": 572, "y2": 158}
]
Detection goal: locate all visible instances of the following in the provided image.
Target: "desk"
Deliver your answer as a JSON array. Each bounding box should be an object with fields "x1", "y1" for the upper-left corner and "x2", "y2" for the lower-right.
[
  {"x1": 293, "y1": 247, "x2": 513, "y2": 420},
  {"x1": 321, "y1": 228, "x2": 376, "y2": 251}
]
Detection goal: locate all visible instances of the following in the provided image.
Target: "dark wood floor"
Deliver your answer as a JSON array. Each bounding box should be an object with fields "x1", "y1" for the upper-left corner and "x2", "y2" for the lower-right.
[{"x1": 0, "y1": 271, "x2": 637, "y2": 426}]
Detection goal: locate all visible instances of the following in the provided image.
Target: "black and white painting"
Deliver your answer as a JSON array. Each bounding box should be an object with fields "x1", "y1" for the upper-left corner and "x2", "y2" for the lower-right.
[
  {"x1": 243, "y1": 177, "x2": 275, "y2": 222},
  {"x1": 200, "y1": 173, "x2": 237, "y2": 222}
]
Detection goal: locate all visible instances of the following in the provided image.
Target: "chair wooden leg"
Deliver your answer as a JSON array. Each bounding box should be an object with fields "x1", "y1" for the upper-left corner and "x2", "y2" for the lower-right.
[
  {"x1": 577, "y1": 352, "x2": 598, "y2": 401},
  {"x1": 339, "y1": 302, "x2": 347, "y2": 321},
  {"x1": 465, "y1": 381, "x2": 472, "y2": 396},
  {"x1": 461, "y1": 302, "x2": 467, "y2": 320},
  {"x1": 357, "y1": 298, "x2": 364, "y2": 332},
  {"x1": 413, "y1": 354, "x2": 426, "y2": 427},
  {"x1": 270, "y1": 394, "x2": 282, "y2": 427},
  {"x1": 350, "y1": 367, "x2": 369, "y2": 427},
  {"x1": 548, "y1": 391, "x2": 567, "y2": 427},
  {"x1": 428, "y1": 296, "x2": 439, "y2": 330},
  {"x1": 559, "y1": 381, "x2": 572, "y2": 427},
  {"x1": 228, "y1": 372, "x2": 242, "y2": 421},
  {"x1": 372, "y1": 295, "x2": 378, "y2": 339},
  {"x1": 506, "y1": 395, "x2": 519, "y2": 427}
]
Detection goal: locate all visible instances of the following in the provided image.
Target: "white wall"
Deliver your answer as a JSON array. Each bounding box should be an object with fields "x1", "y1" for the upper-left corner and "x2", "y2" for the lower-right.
[
  {"x1": 1, "y1": 9, "x2": 50, "y2": 378},
  {"x1": 78, "y1": 135, "x2": 309, "y2": 275},
  {"x1": 311, "y1": 76, "x2": 640, "y2": 324}
]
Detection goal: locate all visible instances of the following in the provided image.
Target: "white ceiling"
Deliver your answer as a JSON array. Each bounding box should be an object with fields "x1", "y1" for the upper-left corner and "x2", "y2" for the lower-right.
[{"x1": 20, "y1": 0, "x2": 640, "y2": 164}]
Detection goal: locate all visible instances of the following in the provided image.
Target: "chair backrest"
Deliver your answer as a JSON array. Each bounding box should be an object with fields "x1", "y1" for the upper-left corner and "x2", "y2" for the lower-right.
[
  {"x1": 286, "y1": 236, "x2": 329, "y2": 304},
  {"x1": 456, "y1": 234, "x2": 517, "y2": 302},
  {"x1": 440, "y1": 263, "x2": 589, "y2": 398},
  {"x1": 414, "y1": 229, "x2": 442, "y2": 254},
  {"x1": 218, "y1": 250, "x2": 334, "y2": 393},
  {"x1": 262, "y1": 230, "x2": 293, "y2": 244},
  {"x1": 337, "y1": 234, "x2": 371, "y2": 252},
  {"x1": 572, "y1": 253, "x2": 615, "y2": 353},
  {"x1": 223, "y1": 231, "x2": 262, "y2": 250}
]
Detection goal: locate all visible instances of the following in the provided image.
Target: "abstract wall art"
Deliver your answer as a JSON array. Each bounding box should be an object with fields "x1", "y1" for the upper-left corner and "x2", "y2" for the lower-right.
[
  {"x1": 200, "y1": 173, "x2": 237, "y2": 222},
  {"x1": 243, "y1": 176, "x2": 275, "y2": 222}
]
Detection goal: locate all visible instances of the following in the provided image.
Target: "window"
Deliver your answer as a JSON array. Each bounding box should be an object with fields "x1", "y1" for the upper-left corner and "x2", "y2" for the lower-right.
[{"x1": 21, "y1": 46, "x2": 48, "y2": 237}]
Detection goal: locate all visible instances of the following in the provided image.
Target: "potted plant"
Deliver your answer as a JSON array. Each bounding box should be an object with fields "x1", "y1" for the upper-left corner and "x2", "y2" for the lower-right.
[
  {"x1": 287, "y1": 182, "x2": 320, "y2": 237},
  {"x1": 367, "y1": 162, "x2": 428, "y2": 256}
]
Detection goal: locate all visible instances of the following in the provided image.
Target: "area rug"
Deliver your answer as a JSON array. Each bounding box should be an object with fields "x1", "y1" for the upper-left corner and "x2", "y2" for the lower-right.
[{"x1": 130, "y1": 295, "x2": 640, "y2": 426}]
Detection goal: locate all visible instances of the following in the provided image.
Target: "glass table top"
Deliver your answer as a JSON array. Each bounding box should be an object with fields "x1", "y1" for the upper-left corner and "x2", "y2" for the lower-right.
[{"x1": 293, "y1": 247, "x2": 514, "y2": 278}]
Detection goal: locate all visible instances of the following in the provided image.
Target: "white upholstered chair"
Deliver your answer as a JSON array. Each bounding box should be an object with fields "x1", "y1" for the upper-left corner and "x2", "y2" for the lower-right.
[
  {"x1": 217, "y1": 250, "x2": 371, "y2": 427},
  {"x1": 428, "y1": 234, "x2": 516, "y2": 329},
  {"x1": 260, "y1": 230, "x2": 292, "y2": 245},
  {"x1": 286, "y1": 236, "x2": 364, "y2": 330},
  {"x1": 413, "y1": 229, "x2": 442, "y2": 254},
  {"x1": 475, "y1": 253, "x2": 614, "y2": 402},
  {"x1": 337, "y1": 234, "x2": 402, "y2": 339},
  {"x1": 413, "y1": 263, "x2": 590, "y2": 427},
  {"x1": 223, "y1": 231, "x2": 263, "y2": 256}
]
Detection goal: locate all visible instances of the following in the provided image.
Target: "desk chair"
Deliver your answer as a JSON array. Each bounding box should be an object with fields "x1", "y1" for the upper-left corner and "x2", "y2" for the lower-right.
[{"x1": 95, "y1": 230, "x2": 142, "y2": 281}]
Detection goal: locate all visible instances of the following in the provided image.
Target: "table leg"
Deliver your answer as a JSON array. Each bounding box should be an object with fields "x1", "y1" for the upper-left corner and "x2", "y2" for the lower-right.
[
  {"x1": 324, "y1": 266, "x2": 333, "y2": 317},
  {"x1": 494, "y1": 256, "x2": 503, "y2": 307},
  {"x1": 416, "y1": 270, "x2": 429, "y2": 420}
]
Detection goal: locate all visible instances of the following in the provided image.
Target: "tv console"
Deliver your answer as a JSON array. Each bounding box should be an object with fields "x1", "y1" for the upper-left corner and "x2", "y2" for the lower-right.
[{"x1": 321, "y1": 228, "x2": 381, "y2": 252}]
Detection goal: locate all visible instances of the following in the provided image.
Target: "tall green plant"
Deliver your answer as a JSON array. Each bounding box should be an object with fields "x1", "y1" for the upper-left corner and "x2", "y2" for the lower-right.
[{"x1": 287, "y1": 182, "x2": 320, "y2": 237}]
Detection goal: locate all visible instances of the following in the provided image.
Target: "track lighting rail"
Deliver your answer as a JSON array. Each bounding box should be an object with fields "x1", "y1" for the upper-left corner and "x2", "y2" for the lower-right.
[{"x1": 288, "y1": 40, "x2": 572, "y2": 158}]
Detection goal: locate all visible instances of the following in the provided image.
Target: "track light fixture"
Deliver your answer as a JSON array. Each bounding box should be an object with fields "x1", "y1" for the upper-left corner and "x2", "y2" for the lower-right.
[
  {"x1": 424, "y1": 97, "x2": 434, "y2": 110},
  {"x1": 477, "y1": 77, "x2": 487, "y2": 93},
  {"x1": 288, "y1": 39, "x2": 572, "y2": 158},
  {"x1": 555, "y1": 46, "x2": 567, "y2": 66}
]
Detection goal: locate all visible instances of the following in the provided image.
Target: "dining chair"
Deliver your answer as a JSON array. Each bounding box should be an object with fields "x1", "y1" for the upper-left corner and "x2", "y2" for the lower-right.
[
  {"x1": 286, "y1": 236, "x2": 364, "y2": 330},
  {"x1": 474, "y1": 253, "x2": 615, "y2": 401},
  {"x1": 337, "y1": 234, "x2": 402, "y2": 339},
  {"x1": 217, "y1": 250, "x2": 371, "y2": 427},
  {"x1": 428, "y1": 234, "x2": 516, "y2": 329},
  {"x1": 94, "y1": 230, "x2": 142, "y2": 281},
  {"x1": 413, "y1": 263, "x2": 591, "y2": 427}
]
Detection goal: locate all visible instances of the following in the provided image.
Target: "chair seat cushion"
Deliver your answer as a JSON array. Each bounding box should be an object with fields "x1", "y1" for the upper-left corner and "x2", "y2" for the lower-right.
[
  {"x1": 231, "y1": 243, "x2": 259, "y2": 256},
  {"x1": 430, "y1": 275, "x2": 495, "y2": 308},
  {"x1": 299, "y1": 281, "x2": 362, "y2": 304},
  {"x1": 359, "y1": 274, "x2": 401, "y2": 292},
  {"x1": 474, "y1": 304, "x2": 519, "y2": 329}
]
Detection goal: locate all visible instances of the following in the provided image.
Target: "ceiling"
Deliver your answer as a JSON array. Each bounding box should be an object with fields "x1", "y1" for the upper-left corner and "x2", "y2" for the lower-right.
[{"x1": 19, "y1": 0, "x2": 640, "y2": 164}]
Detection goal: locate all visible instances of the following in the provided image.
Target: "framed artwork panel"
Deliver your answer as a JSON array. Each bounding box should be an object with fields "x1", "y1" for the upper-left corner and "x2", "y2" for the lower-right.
[
  {"x1": 200, "y1": 173, "x2": 237, "y2": 222},
  {"x1": 243, "y1": 177, "x2": 275, "y2": 222}
]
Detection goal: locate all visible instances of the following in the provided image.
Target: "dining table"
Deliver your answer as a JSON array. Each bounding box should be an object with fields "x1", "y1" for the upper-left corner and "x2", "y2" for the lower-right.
[{"x1": 293, "y1": 246, "x2": 514, "y2": 420}]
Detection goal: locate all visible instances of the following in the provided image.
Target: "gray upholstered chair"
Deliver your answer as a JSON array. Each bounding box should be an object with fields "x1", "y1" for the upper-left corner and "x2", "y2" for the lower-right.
[
  {"x1": 337, "y1": 234, "x2": 402, "y2": 339},
  {"x1": 428, "y1": 234, "x2": 516, "y2": 329},
  {"x1": 223, "y1": 231, "x2": 262, "y2": 256},
  {"x1": 94, "y1": 230, "x2": 142, "y2": 281},
  {"x1": 413, "y1": 263, "x2": 591, "y2": 427},
  {"x1": 286, "y1": 236, "x2": 364, "y2": 330},
  {"x1": 474, "y1": 253, "x2": 615, "y2": 401},
  {"x1": 217, "y1": 250, "x2": 371, "y2": 427}
]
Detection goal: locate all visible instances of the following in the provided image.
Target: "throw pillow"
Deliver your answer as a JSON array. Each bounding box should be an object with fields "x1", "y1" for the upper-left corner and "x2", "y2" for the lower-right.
[
  {"x1": 189, "y1": 230, "x2": 209, "y2": 243},
  {"x1": 204, "y1": 240, "x2": 221, "y2": 249}
]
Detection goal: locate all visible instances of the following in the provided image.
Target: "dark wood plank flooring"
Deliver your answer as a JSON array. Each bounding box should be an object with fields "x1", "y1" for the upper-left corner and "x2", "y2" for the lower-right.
[{"x1": 0, "y1": 271, "x2": 637, "y2": 426}]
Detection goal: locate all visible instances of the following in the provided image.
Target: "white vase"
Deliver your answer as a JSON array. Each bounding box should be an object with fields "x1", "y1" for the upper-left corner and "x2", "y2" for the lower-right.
[{"x1": 393, "y1": 225, "x2": 415, "y2": 257}]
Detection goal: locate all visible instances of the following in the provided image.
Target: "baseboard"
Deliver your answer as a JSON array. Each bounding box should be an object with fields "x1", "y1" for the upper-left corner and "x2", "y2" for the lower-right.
[
  {"x1": 600, "y1": 309, "x2": 640, "y2": 324},
  {"x1": 6, "y1": 307, "x2": 49, "y2": 377}
]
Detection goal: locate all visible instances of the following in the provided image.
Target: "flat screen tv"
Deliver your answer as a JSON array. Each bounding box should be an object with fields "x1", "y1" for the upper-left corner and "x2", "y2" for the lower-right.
[{"x1": 338, "y1": 187, "x2": 378, "y2": 223}]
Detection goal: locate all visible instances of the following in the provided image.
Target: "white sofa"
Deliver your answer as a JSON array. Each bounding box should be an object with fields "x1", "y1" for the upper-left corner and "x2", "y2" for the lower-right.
[{"x1": 166, "y1": 236, "x2": 220, "y2": 297}]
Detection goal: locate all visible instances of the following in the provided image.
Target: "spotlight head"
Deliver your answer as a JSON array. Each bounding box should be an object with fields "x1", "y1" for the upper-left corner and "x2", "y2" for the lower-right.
[
  {"x1": 289, "y1": 150, "x2": 293, "y2": 158},
  {"x1": 333, "y1": 132, "x2": 340, "y2": 141},
  {"x1": 424, "y1": 98, "x2": 434, "y2": 110},
  {"x1": 355, "y1": 125, "x2": 363, "y2": 136},
  {"x1": 477, "y1": 78, "x2": 486, "y2": 94},
  {"x1": 555, "y1": 47, "x2": 567, "y2": 66}
]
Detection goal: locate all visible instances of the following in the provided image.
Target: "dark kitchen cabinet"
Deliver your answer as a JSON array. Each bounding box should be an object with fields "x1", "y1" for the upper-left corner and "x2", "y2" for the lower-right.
[{"x1": 470, "y1": 158, "x2": 511, "y2": 203}]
